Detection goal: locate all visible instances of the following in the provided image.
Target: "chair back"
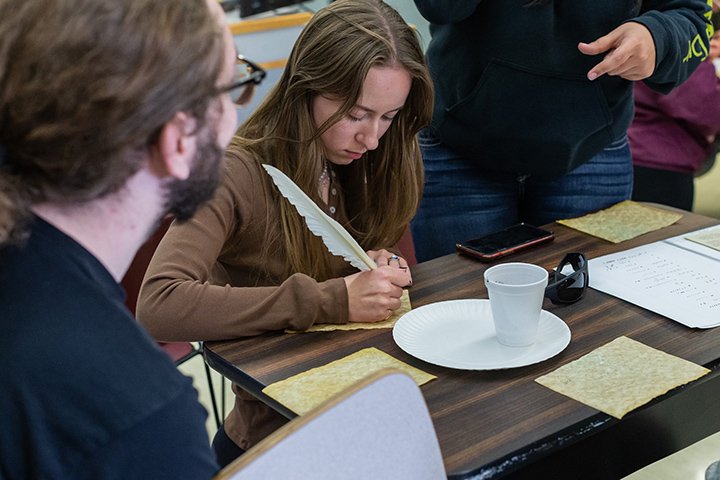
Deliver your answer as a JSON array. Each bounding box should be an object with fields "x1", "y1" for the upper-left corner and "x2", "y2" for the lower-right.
[
  {"x1": 120, "y1": 216, "x2": 173, "y2": 316},
  {"x1": 214, "y1": 369, "x2": 446, "y2": 480}
]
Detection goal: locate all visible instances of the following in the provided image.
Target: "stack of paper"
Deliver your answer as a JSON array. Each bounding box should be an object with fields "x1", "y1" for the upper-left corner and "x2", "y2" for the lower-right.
[{"x1": 588, "y1": 225, "x2": 720, "y2": 328}]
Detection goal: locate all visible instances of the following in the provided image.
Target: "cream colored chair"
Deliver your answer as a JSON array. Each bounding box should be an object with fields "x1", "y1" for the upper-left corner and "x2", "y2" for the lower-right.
[{"x1": 214, "y1": 369, "x2": 446, "y2": 480}]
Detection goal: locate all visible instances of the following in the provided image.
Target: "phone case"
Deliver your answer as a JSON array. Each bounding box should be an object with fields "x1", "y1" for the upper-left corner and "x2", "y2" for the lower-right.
[{"x1": 455, "y1": 225, "x2": 554, "y2": 262}]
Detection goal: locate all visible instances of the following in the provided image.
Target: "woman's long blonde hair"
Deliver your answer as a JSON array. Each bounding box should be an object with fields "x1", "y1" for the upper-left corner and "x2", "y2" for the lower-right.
[{"x1": 231, "y1": 0, "x2": 433, "y2": 280}]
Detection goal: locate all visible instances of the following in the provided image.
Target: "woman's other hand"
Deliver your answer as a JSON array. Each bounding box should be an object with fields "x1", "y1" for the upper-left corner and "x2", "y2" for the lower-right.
[{"x1": 367, "y1": 249, "x2": 413, "y2": 286}]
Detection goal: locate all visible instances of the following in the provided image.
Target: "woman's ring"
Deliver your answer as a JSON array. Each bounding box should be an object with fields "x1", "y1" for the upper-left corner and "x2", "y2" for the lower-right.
[{"x1": 388, "y1": 254, "x2": 400, "y2": 262}]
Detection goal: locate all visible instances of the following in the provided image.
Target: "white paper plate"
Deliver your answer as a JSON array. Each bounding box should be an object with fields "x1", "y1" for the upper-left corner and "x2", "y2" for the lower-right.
[{"x1": 392, "y1": 299, "x2": 571, "y2": 370}]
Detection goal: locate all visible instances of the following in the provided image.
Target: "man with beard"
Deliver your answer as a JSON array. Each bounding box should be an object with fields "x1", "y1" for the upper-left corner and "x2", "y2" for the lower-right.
[{"x1": 0, "y1": 0, "x2": 242, "y2": 477}]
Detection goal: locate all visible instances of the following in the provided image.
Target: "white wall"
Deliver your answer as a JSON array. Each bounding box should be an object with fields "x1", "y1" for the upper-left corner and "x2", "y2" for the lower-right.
[{"x1": 300, "y1": 0, "x2": 430, "y2": 49}]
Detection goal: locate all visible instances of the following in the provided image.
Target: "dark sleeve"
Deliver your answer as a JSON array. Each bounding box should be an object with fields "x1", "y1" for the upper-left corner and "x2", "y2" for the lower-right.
[
  {"x1": 413, "y1": 0, "x2": 482, "y2": 24},
  {"x1": 634, "y1": 0, "x2": 713, "y2": 92},
  {"x1": 79, "y1": 384, "x2": 219, "y2": 480}
]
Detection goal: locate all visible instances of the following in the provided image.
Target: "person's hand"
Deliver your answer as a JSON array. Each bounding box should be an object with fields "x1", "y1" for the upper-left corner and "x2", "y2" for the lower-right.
[
  {"x1": 367, "y1": 249, "x2": 413, "y2": 286},
  {"x1": 578, "y1": 22, "x2": 656, "y2": 81},
  {"x1": 343, "y1": 267, "x2": 408, "y2": 323}
]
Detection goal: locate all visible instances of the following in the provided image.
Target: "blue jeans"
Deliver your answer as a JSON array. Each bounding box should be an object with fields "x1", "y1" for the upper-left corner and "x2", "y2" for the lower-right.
[{"x1": 411, "y1": 130, "x2": 633, "y2": 262}]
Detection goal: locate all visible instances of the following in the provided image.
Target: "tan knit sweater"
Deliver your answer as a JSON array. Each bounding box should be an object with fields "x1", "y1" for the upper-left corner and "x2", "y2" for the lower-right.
[{"x1": 137, "y1": 151, "x2": 356, "y2": 449}]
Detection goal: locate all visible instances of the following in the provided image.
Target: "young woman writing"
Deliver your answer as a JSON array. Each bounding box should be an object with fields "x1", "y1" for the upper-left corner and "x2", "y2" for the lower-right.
[{"x1": 136, "y1": 0, "x2": 433, "y2": 466}]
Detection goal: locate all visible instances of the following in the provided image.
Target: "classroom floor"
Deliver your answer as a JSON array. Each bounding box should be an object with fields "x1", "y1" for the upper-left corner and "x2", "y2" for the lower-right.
[
  {"x1": 622, "y1": 432, "x2": 720, "y2": 480},
  {"x1": 177, "y1": 354, "x2": 235, "y2": 443},
  {"x1": 694, "y1": 153, "x2": 720, "y2": 219}
]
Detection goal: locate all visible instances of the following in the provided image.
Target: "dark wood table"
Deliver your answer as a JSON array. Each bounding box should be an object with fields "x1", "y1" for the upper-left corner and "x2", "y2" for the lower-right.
[{"x1": 205, "y1": 210, "x2": 720, "y2": 479}]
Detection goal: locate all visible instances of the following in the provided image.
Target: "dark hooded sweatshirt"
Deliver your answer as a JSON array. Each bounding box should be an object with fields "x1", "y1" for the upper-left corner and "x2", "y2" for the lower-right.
[{"x1": 415, "y1": 0, "x2": 714, "y2": 177}]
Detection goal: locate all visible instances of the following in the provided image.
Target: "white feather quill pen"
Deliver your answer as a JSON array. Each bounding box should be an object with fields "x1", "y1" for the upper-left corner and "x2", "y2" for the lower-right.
[{"x1": 262, "y1": 164, "x2": 377, "y2": 271}]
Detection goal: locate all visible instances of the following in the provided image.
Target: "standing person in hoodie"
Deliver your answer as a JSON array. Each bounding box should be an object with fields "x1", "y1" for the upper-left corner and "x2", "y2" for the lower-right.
[{"x1": 411, "y1": 0, "x2": 714, "y2": 261}]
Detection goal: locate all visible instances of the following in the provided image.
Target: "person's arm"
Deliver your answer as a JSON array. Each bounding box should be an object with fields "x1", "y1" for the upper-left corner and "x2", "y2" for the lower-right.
[
  {"x1": 136, "y1": 156, "x2": 349, "y2": 341},
  {"x1": 578, "y1": 0, "x2": 712, "y2": 90},
  {"x1": 654, "y1": 61, "x2": 720, "y2": 137},
  {"x1": 413, "y1": 0, "x2": 482, "y2": 25},
  {"x1": 636, "y1": 0, "x2": 713, "y2": 91}
]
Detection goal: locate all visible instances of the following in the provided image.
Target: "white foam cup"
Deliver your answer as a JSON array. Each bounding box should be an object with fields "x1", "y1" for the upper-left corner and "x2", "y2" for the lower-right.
[{"x1": 483, "y1": 262, "x2": 549, "y2": 347}]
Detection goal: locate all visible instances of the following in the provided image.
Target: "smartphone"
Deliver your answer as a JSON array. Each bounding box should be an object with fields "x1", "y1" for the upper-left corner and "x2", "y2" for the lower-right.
[{"x1": 456, "y1": 223, "x2": 554, "y2": 262}]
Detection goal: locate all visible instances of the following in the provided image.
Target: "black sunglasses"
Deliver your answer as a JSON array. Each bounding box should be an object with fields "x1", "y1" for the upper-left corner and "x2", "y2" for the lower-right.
[
  {"x1": 545, "y1": 252, "x2": 588, "y2": 304},
  {"x1": 222, "y1": 55, "x2": 267, "y2": 106}
]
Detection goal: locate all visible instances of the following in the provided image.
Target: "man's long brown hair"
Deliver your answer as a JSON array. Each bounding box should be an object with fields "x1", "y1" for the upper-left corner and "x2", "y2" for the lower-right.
[
  {"x1": 232, "y1": 0, "x2": 434, "y2": 280},
  {"x1": 0, "y1": 0, "x2": 225, "y2": 245}
]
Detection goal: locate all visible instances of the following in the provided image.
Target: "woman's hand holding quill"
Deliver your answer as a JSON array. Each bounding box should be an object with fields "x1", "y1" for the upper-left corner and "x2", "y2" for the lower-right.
[{"x1": 262, "y1": 164, "x2": 410, "y2": 322}]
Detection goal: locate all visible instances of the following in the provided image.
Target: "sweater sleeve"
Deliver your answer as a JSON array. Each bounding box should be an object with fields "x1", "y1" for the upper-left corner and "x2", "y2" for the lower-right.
[
  {"x1": 413, "y1": 0, "x2": 482, "y2": 25},
  {"x1": 634, "y1": 0, "x2": 713, "y2": 93},
  {"x1": 136, "y1": 156, "x2": 349, "y2": 342}
]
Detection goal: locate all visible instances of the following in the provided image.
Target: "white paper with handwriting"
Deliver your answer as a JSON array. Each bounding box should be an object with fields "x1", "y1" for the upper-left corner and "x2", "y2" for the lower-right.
[{"x1": 588, "y1": 225, "x2": 720, "y2": 328}]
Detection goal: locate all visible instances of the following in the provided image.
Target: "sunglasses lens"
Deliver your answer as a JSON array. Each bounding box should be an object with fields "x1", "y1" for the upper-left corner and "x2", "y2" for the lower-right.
[
  {"x1": 555, "y1": 273, "x2": 586, "y2": 302},
  {"x1": 546, "y1": 253, "x2": 588, "y2": 304}
]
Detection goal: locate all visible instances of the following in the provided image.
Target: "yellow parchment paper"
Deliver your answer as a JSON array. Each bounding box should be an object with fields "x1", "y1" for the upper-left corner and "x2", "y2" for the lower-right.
[
  {"x1": 686, "y1": 225, "x2": 720, "y2": 252},
  {"x1": 262, "y1": 347, "x2": 436, "y2": 415},
  {"x1": 287, "y1": 290, "x2": 411, "y2": 333},
  {"x1": 556, "y1": 200, "x2": 682, "y2": 243},
  {"x1": 535, "y1": 336, "x2": 709, "y2": 419}
]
